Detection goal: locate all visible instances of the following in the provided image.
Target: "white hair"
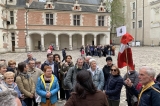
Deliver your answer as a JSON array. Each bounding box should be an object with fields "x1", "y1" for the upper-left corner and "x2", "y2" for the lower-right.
[
  {"x1": 139, "y1": 66, "x2": 156, "y2": 78},
  {"x1": 86, "y1": 56, "x2": 92, "y2": 59},
  {"x1": 0, "y1": 90, "x2": 17, "y2": 106},
  {"x1": 89, "y1": 59, "x2": 96, "y2": 65}
]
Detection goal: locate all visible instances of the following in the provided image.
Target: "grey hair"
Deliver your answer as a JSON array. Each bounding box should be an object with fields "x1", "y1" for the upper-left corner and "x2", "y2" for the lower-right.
[
  {"x1": 89, "y1": 59, "x2": 96, "y2": 65},
  {"x1": 0, "y1": 90, "x2": 18, "y2": 106},
  {"x1": 139, "y1": 66, "x2": 156, "y2": 78},
  {"x1": 27, "y1": 52, "x2": 32, "y2": 55},
  {"x1": 76, "y1": 57, "x2": 84, "y2": 62},
  {"x1": 0, "y1": 63, "x2": 7, "y2": 69},
  {"x1": 86, "y1": 56, "x2": 92, "y2": 59}
]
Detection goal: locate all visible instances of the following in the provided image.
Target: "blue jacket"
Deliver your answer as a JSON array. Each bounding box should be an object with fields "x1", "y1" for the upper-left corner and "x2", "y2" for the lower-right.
[
  {"x1": 105, "y1": 75, "x2": 123, "y2": 100},
  {"x1": 36, "y1": 74, "x2": 59, "y2": 104},
  {"x1": 130, "y1": 83, "x2": 160, "y2": 106},
  {"x1": 87, "y1": 67, "x2": 104, "y2": 90}
]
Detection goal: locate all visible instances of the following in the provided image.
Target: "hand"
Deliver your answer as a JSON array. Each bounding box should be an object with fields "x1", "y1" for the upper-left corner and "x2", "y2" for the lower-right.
[
  {"x1": 30, "y1": 94, "x2": 34, "y2": 98},
  {"x1": 20, "y1": 94, "x2": 24, "y2": 99},
  {"x1": 125, "y1": 78, "x2": 133, "y2": 87},
  {"x1": 65, "y1": 62, "x2": 68, "y2": 66},
  {"x1": 46, "y1": 92, "x2": 51, "y2": 98}
]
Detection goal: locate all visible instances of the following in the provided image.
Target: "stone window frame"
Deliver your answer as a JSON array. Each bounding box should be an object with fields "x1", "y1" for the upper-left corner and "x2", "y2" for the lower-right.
[
  {"x1": 45, "y1": 13, "x2": 54, "y2": 25},
  {"x1": 98, "y1": 15, "x2": 105, "y2": 26},
  {"x1": 73, "y1": 14, "x2": 81, "y2": 26},
  {"x1": 10, "y1": 11, "x2": 14, "y2": 24},
  {"x1": 133, "y1": 2, "x2": 136, "y2": 10},
  {"x1": 132, "y1": 22, "x2": 135, "y2": 29},
  {"x1": 138, "y1": 20, "x2": 142, "y2": 28},
  {"x1": 132, "y1": 12, "x2": 135, "y2": 19}
]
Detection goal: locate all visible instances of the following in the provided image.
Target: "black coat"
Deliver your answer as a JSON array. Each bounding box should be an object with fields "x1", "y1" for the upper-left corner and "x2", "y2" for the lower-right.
[{"x1": 103, "y1": 64, "x2": 113, "y2": 85}]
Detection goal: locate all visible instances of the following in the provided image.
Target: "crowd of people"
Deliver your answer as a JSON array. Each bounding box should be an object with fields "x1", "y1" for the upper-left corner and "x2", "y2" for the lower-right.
[
  {"x1": 0, "y1": 50, "x2": 160, "y2": 106},
  {"x1": 80, "y1": 44, "x2": 116, "y2": 57}
]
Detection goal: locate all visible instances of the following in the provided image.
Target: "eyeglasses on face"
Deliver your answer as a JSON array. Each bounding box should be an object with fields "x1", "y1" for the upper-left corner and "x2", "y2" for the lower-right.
[{"x1": 111, "y1": 69, "x2": 117, "y2": 72}]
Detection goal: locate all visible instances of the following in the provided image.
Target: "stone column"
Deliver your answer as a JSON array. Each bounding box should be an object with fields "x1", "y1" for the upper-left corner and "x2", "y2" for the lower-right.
[
  {"x1": 41, "y1": 35, "x2": 45, "y2": 51},
  {"x1": 56, "y1": 36, "x2": 59, "y2": 50},
  {"x1": 94, "y1": 36, "x2": 97, "y2": 46},
  {"x1": 106, "y1": 34, "x2": 110, "y2": 45},
  {"x1": 26, "y1": 36, "x2": 30, "y2": 51},
  {"x1": 69, "y1": 36, "x2": 72, "y2": 50},
  {"x1": 82, "y1": 36, "x2": 84, "y2": 46}
]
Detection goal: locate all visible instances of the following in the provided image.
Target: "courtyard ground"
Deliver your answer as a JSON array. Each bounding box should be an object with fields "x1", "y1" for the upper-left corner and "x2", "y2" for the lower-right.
[{"x1": 0, "y1": 46, "x2": 160, "y2": 106}]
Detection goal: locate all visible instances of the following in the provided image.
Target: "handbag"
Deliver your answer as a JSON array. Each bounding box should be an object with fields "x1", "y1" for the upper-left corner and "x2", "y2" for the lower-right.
[
  {"x1": 131, "y1": 95, "x2": 138, "y2": 104},
  {"x1": 35, "y1": 92, "x2": 41, "y2": 103}
]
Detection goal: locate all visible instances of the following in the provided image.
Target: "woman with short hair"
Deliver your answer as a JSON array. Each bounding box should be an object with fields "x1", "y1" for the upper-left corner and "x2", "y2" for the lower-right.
[
  {"x1": 65, "y1": 70, "x2": 109, "y2": 106},
  {"x1": 87, "y1": 59, "x2": 104, "y2": 90},
  {"x1": 16, "y1": 62, "x2": 35, "y2": 106},
  {"x1": 104, "y1": 65, "x2": 123, "y2": 106},
  {"x1": 0, "y1": 63, "x2": 7, "y2": 81},
  {"x1": 7, "y1": 60, "x2": 18, "y2": 78},
  {"x1": 36, "y1": 66, "x2": 59, "y2": 106}
]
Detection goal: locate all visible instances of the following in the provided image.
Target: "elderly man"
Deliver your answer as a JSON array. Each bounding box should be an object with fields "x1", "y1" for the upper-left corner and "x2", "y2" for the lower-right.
[
  {"x1": 64, "y1": 57, "x2": 85, "y2": 91},
  {"x1": 24, "y1": 52, "x2": 36, "y2": 63},
  {"x1": 83, "y1": 56, "x2": 92, "y2": 69},
  {"x1": 0, "y1": 90, "x2": 22, "y2": 106},
  {"x1": 125, "y1": 66, "x2": 160, "y2": 106}
]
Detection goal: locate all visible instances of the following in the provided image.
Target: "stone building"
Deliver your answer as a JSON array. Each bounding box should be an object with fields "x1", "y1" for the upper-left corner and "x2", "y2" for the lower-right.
[
  {"x1": 0, "y1": 0, "x2": 110, "y2": 53},
  {"x1": 119, "y1": 0, "x2": 160, "y2": 46}
]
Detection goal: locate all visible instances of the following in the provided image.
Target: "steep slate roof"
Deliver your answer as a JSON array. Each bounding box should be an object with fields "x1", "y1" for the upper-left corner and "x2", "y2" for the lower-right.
[
  {"x1": 29, "y1": 1, "x2": 105, "y2": 13},
  {"x1": 16, "y1": 0, "x2": 26, "y2": 6},
  {"x1": 58, "y1": 0, "x2": 101, "y2": 5}
]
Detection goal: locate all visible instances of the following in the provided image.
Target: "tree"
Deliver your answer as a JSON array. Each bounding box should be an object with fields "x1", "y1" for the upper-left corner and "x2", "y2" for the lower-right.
[{"x1": 105, "y1": 0, "x2": 125, "y2": 43}]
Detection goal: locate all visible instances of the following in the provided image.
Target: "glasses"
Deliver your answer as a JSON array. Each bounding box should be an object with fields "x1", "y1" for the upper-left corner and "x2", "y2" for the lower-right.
[{"x1": 111, "y1": 69, "x2": 117, "y2": 72}]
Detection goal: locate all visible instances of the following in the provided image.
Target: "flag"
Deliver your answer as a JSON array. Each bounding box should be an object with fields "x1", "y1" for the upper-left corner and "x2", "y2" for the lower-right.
[
  {"x1": 117, "y1": 33, "x2": 134, "y2": 70},
  {"x1": 116, "y1": 26, "x2": 126, "y2": 37}
]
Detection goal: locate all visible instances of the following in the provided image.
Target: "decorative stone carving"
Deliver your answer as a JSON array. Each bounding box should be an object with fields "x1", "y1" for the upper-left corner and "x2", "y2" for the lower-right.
[{"x1": 152, "y1": 6, "x2": 160, "y2": 14}]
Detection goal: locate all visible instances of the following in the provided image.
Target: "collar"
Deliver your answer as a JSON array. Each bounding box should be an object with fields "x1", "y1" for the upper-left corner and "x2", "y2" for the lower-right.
[
  {"x1": 46, "y1": 60, "x2": 54, "y2": 65},
  {"x1": 138, "y1": 81, "x2": 155, "y2": 104}
]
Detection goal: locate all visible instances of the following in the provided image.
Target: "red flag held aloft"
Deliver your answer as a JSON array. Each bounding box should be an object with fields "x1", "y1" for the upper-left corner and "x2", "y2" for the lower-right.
[{"x1": 117, "y1": 33, "x2": 134, "y2": 70}]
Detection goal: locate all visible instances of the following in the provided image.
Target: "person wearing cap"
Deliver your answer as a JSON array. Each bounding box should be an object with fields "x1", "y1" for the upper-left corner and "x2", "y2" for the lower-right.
[
  {"x1": 87, "y1": 59, "x2": 104, "y2": 90},
  {"x1": 102, "y1": 57, "x2": 113, "y2": 89}
]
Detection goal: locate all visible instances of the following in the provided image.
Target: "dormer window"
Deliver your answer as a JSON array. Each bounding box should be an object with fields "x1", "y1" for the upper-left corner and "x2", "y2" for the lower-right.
[{"x1": 44, "y1": 2, "x2": 54, "y2": 9}]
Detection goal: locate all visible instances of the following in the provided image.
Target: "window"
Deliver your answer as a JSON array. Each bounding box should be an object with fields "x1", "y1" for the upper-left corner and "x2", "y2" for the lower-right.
[
  {"x1": 10, "y1": 11, "x2": 14, "y2": 24},
  {"x1": 132, "y1": 22, "x2": 135, "y2": 29},
  {"x1": 46, "y1": 13, "x2": 53, "y2": 25},
  {"x1": 133, "y1": 12, "x2": 135, "y2": 19},
  {"x1": 11, "y1": 33, "x2": 15, "y2": 41},
  {"x1": 138, "y1": 20, "x2": 142, "y2": 28},
  {"x1": 73, "y1": 15, "x2": 80, "y2": 26},
  {"x1": 3, "y1": 36, "x2": 5, "y2": 42},
  {"x1": 98, "y1": 16, "x2": 104, "y2": 26},
  {"x1": 133, "y1": 2, "x2": 135, "y2": 10}
]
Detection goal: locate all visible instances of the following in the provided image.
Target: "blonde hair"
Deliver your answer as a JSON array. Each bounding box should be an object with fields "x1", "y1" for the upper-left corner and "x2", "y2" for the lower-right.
[
  {"x1": 4, "y1": 72, "x2": 15, "y2": 79},
  {"x1": 8, "y1": 60, "x2": 16, "y2": 66}
]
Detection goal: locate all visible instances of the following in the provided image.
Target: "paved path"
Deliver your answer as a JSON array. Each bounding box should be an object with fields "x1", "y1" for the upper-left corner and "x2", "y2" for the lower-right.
[{"x1": 1, "y1": 46, "x2": 160, "y2": 106}]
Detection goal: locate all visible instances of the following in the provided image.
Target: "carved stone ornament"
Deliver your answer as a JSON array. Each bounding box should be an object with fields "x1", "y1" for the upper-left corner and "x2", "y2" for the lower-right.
[{"x1": 152, "y1": 6, "x2": 160, "y2": 14}]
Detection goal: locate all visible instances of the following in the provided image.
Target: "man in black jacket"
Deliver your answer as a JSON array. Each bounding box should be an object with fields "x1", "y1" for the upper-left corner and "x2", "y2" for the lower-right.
[
  {"x1": 41, "y1": 53, "x2": 59, "y2": 79},
  {"x1": 62, "y1": 48, "x2": 67, "y2": 62},
  {"x1": 102, "y1": 57, "x2": 113, "y2": 89}
]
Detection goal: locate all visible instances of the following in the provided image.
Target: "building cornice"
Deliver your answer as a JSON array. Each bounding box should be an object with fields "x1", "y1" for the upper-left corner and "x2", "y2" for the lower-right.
[{"x1": 150, "y1": 0, "x2": 160, "y2": 6}]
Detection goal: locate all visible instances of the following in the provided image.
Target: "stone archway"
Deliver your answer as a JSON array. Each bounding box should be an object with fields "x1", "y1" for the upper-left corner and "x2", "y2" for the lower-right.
[
  {"x1": 84, "y1": 34, "x2": 94, "y2": 46},
  {"x1": 44, "y1": 33, "x2": 56, "y2": 50},
  {"x1": 58, "y1": 34, "x2": 69, "y2": 50},
  {"x1": 72, "y1": 34, "x2": 82, "y2": 49},
  {"x1": 29, "y1": 33, "x2": 41, "y2": 51},
  {"x1": 97, "y1": 34, "x2": 106, "y2": 45}
]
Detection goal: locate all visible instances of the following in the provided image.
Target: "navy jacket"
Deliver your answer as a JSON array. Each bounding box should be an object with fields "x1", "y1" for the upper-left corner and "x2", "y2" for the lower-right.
[
  {"x1": 41, "y1": 61, "x2": 59, "y2": 79},
  {"x1": 105, "y1": 75, "x2": 123, "y2": 100},
  {"x1": 129, "y1": 83, "x2": 160, "y2": 106}
]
